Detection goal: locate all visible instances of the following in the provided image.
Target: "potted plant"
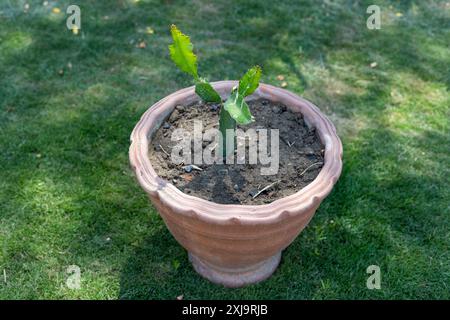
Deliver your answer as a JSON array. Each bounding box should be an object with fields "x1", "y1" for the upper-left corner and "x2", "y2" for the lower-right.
[{"x1": 129, "y1": 25, "x2": 343, "y2": 287}]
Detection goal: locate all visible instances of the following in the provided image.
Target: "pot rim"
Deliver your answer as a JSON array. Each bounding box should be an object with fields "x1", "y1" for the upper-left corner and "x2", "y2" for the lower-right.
[{"x1": 129, "y1": 81, "x2": 343, "y2": 225}]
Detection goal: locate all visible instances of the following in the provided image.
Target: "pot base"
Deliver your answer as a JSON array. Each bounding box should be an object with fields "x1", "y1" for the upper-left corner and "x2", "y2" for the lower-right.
[{"x1": 189, "y1": 252, "x2": 281, "y2": 288}]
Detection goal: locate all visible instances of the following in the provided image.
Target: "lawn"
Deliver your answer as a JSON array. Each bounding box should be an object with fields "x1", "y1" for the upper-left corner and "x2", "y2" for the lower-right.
[{"x1": 0, "y1": 0, "x2": 449, "y2": 299}]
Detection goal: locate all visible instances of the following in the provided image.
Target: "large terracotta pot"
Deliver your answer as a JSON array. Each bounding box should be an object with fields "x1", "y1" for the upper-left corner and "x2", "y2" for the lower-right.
[{"x1": 129, "y1": 81, "x2": 343, "y2": 287}]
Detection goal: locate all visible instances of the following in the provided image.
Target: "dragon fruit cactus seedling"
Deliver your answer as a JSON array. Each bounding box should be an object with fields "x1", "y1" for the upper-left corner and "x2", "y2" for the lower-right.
[{"x1": 168, "y1": 24, "x2": 261, "y2": 158}]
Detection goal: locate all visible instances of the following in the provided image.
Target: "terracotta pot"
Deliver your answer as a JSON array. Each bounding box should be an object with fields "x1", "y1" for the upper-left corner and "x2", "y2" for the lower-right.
[{"x1": 129, "y1": 81, "x2": 342, "y2": 287}]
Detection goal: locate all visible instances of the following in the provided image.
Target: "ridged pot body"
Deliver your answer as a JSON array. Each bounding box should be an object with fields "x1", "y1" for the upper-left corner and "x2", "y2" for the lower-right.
[{"x1": 129, "y1": 81, "x2": 343, "y2": 287}]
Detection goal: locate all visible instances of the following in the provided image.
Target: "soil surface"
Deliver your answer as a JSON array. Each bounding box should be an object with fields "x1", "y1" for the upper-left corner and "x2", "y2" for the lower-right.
[{"x1": 149, "y1": 99, "x2": 325, "y2": 205}]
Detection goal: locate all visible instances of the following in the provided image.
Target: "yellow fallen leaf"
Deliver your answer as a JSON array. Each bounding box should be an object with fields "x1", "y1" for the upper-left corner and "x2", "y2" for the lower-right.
[
  {"x1": 276, "y1": 75, "x2": 285, "y2": 81},
  {"x1": 181, "y1": 174, "x2": 193, "y2": 182},
  {"x1": 52, "y1": 7, "x2": 61, "y2": 13},
  {"x1": 281, "y1": 81, "x2": 288, "y2": 88},
  {"x1": 72, "y1": 27, "x2": 79, "y2": 35},
  {"x1": 370, "y1": 62, "x2": 377, "y2": 68},
  {"x1": 146, "y1": 27, "x2": 154, "y2": 35},
  {"x1": 395, "y1": 12, "x2": 403, "y2": 17}
]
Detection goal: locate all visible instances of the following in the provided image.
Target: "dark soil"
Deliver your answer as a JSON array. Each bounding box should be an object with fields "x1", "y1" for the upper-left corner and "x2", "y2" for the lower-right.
[{"x1": 149, "y1": 99, "x2": 325, "y2": 205}]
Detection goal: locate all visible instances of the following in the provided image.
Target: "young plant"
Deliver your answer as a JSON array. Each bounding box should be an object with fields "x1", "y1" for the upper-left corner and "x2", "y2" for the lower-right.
[{"x1": 168, "y1": 25, "x2": 261, "y2": 158}]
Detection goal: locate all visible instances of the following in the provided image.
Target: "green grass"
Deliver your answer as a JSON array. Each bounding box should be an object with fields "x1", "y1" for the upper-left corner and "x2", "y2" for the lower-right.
[{"x1": 0, "y1": 0, "x2": 449, "y2": 299}]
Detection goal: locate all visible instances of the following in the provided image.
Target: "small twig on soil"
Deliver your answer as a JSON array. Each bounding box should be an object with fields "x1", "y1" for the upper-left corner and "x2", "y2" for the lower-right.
[
  {"x1": 159, "y1": 144, "x2": 170, "y2": 157},
  {"x1": 280, "y1": 137, "x2": 296, "y2": 148},
  {"x1": 191, "y1": 165, "x2": 203, "y2": 171},
  {"x1": 280, "y1": 136, "x2": 290, "y2": 146},
  {"x1": 299, "y1": 162, "x2": 324, "y2": 177},
  {"x1": 280, "y1": 136, "x2": 295, "y2": 147},
  {"x1": 252, "y1": 180, "x2": 281, "y2": 199},
  {"x1": 3, "y1": 269, "x2": 6, "y2": 284}
]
